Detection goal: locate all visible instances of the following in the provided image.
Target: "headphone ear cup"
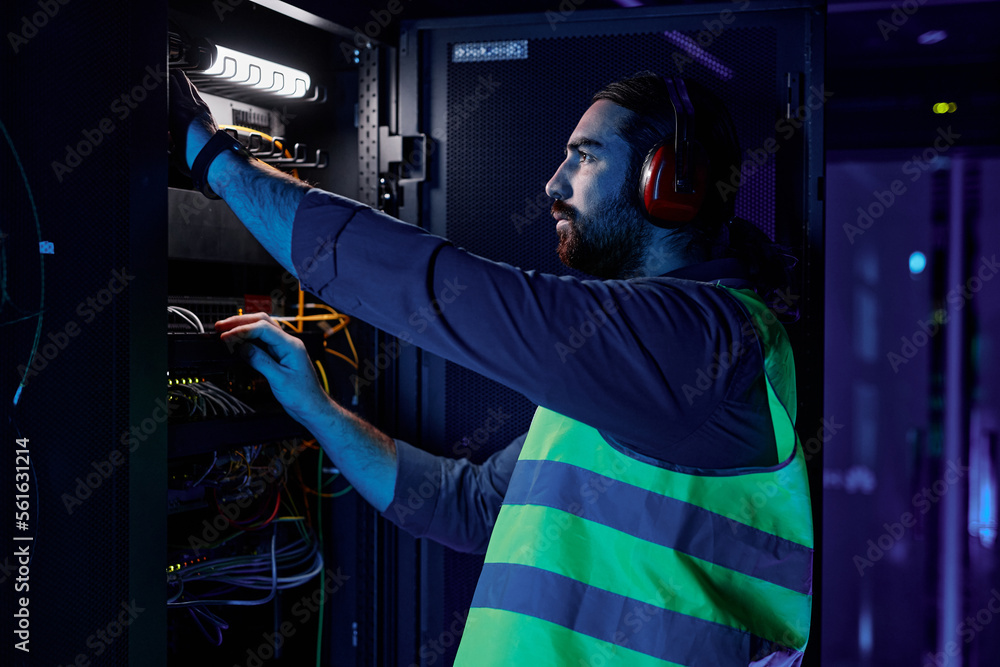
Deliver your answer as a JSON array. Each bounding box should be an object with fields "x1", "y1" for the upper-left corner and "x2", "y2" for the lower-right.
[{"x1": 639, "y1": 140, "x2": 709, "y2": 228}]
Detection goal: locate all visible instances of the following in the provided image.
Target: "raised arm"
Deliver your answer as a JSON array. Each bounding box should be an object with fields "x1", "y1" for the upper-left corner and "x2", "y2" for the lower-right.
[
  {"x1": 170, "y1": 69, "x2": 307, "y2": 275},
  {"x1": 173, "y1": 70, "x2": 770, "y2": 470}
]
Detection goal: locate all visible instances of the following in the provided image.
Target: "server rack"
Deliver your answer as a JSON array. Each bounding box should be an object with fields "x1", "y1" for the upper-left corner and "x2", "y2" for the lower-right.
[
  {"x1": 1, "y1": 1, "x2": 168, "y2": 665},
  {"x1": 163, "y1": 3, "x2": 409, "y2": 665}
]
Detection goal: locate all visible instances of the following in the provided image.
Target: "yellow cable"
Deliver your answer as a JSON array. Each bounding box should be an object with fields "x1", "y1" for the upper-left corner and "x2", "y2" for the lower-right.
[
  {"x1": 325, "y1": 348, "x2": 358, "y2": 369},
  {"x1": 306, "y1": 303, "x2": 350, "y2": 319},
  {"x1": 297, "y1": 287, "x2": 306, "y2": 333},
  {"x1": 322, "y1": 320, "x2": 350, "y2": 337},
  {"x1": 272, "y1": 314, "x2": 347, "y2": 323},
  {"x1": 313, "y1": 360, "x2": 330, "y2": 394},
  {"x1": 218, "y1": 124, "x2": 300, "y2": 179},
  {"x1": 343, "y1": 327, "x2": 359, "y2": 366}
]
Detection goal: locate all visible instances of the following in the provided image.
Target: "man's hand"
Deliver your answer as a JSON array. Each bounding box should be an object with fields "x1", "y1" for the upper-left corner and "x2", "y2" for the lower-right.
[
  {"x1": 216, "y1": 312, "x2": 399, "y2": 513},
  {"x1": 168, "y1": 68, "x2": 219, "y2": 173},
  {"x1": 167, "y1": 68, "x2": 306, "y2": 274},
  {"x1": 215, "y1": 313, "x2": 330, "y2": 426}
]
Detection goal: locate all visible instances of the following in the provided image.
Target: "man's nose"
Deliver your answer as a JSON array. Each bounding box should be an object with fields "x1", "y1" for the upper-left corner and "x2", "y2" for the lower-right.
[{"x1": 545, "y1": 161, "x2": 570, "y2": 201}]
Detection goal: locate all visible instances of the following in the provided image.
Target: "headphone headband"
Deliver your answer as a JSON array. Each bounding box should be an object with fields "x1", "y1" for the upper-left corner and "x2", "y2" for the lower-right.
[
  {"x1": 663, "y1": 78, "x2": 696, "y2": 195},
  {"x1": 638, "y1": 77, "x2": 709, "y2": 228}
]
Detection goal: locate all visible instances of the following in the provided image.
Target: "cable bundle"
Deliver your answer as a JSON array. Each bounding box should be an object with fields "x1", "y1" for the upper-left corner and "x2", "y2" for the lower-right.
[
  {"x1": 168, "y1": 522, "x2": 323, "y2": 606},
  {"x1": 168, "y1": 379, "x2": 255, "y2": 417},
  {"x1": 167, "y1": 520, "x2": 323, "y2": 643},
  {"x1": 168, "y1": 305, "x2": 205, "y2": 332}
]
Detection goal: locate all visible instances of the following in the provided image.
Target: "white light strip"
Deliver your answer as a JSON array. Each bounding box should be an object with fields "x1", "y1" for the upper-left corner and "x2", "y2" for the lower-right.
[{"x1": 204, "y1": 45, "x2": 311, "y2": 98}]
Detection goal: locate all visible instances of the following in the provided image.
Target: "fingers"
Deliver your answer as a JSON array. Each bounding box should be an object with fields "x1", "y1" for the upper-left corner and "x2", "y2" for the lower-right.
[
  {"x1": 168, "y1": 68, "x2": 218, "y2": 171},
  {"x1": 217, "y1": 315, "x2": 305, "y2": 366},
  {"x1": 215, "y1": 314, "x2": 324, "y2": 422},
  {"x1": 215, "y1": 312, "x2": 279, "y2": 332},
  {"x1": 236, "y1": 332, "x2": 280, "y2": 378},
  {"x1": 169, "y1": 69, "x2": 211, "y2": 116}
]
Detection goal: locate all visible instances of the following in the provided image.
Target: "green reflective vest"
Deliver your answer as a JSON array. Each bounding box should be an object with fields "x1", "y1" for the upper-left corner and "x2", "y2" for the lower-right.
[{"x1": 454, "y1": 287, "x2": 813, "y2": 666}]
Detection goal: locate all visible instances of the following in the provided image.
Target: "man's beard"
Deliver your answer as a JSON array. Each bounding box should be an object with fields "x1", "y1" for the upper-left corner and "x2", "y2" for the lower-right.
[{"x1": 553, "y1": 188, "x2": 653, "y2": 280}]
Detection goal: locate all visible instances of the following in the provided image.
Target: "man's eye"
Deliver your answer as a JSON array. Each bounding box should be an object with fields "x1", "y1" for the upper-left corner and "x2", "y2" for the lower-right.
[{"x1": 578, "y1": 151, "x2": 591, "y2": 163}]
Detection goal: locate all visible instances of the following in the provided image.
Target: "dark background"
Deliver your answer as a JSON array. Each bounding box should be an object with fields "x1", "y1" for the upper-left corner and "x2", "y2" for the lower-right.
[{"x1": 1, "y1": 1, "x2": 998, "y2": 666}]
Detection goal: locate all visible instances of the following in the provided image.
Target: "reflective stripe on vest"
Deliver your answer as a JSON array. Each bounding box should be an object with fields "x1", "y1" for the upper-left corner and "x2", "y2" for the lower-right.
[{"x1": 454, "y1": 287, "x2": 813, "y2": 666}]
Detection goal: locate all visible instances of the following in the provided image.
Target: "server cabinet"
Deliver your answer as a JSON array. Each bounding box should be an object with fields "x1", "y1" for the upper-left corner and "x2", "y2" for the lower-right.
[
  {"x1": 1, "y1": 1, "x2": 167, "y2": 665},
  {"x1": 163, "y1": 3, "x2": 409, "y2": 666},
  {"x1": 397, "y1": 2, "x2": 824, "y2": 665},
  {"x1": 825, "y1": 150, "x2": 1000, "y2": 665},
  {"x1": 0, "y1": 0, "x2": 402, "y2": 664}
]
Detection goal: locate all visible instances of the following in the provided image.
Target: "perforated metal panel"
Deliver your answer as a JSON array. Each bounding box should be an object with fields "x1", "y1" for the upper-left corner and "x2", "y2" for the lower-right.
[
  {"x1": 359, "y1": 48, "x2": 381, "y2": 208},
  {"x1": 444, "y1": 28, "x2": 779, "y2": 272},
  {"x1": 0, "y1": 1, "x2": 166, "y2": 664}
]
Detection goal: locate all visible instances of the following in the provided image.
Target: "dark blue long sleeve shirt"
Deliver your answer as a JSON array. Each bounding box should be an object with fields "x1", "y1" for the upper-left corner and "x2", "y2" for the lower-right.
[{"x1": 290, "y1": 189, "x2": 780, "y2": 553}]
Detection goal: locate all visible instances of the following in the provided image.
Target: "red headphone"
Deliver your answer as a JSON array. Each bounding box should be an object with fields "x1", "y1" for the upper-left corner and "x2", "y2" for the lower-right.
[{"x1": 638, "y1": 78, "x2": 710, "y2": 228}]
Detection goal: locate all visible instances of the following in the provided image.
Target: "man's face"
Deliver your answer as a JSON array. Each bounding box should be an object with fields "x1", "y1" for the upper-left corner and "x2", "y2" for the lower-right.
[{"x1": 545, "y1": 99, "x2": 652, "y2": 280}]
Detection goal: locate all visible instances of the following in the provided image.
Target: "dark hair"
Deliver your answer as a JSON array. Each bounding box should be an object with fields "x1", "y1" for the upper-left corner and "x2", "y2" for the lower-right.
[{"x1": 592, "y1": 72, "x2": 798, "y2": 319}]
